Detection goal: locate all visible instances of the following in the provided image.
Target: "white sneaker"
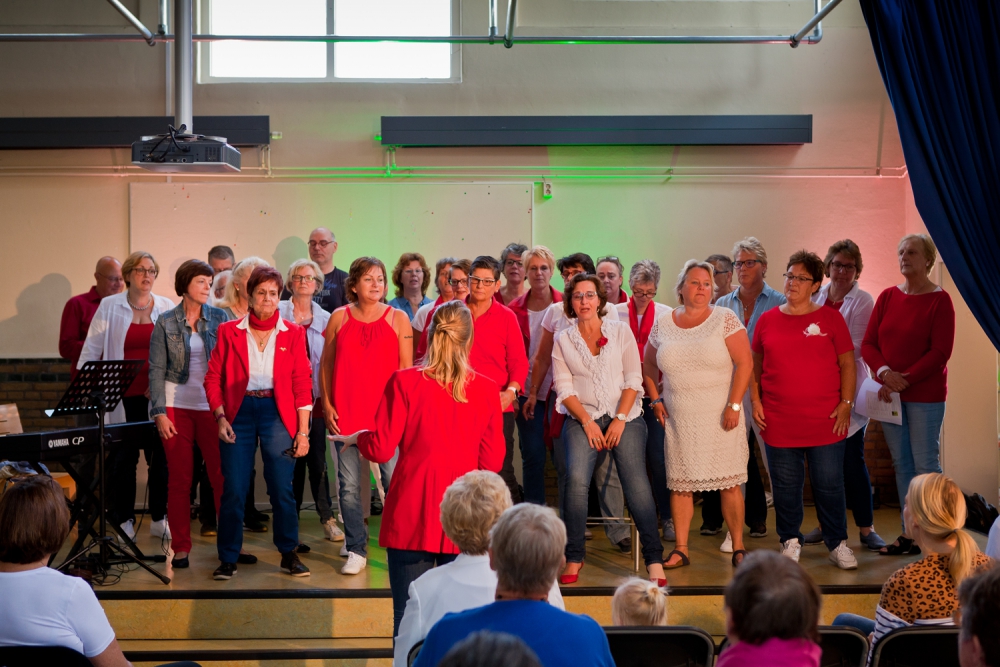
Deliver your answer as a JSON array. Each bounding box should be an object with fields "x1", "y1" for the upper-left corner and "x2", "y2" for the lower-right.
[
  {"x1": 829, "y1": 540, "x2": 859, "y2": 570},
  {"x1": 781, "y1": 538, "x2": 801, "y2": 562},
  {"x1": 150, "y1": 519, "x2": 171, "y2": 540},
  {"x1": 339, "y1": 544, "x2": 348, "y2": 557},
  {"x1": 341, "y1": 552, "x2": 367, "y2": 575},
  {"x1": 720, "y1": 531, "x2": 733, "y2": 553},
  {"x1": 120, "y1": 519, "x2": 136, "y2": 540},
  {"x1": 323, "y1": 518, "x2": 345, "y2": 542}
]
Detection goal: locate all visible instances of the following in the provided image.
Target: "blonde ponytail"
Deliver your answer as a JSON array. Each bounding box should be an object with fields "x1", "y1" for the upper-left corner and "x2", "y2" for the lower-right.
[
  {"x1": 907, "y1": 473, "x2": 979, "y2": 585},
  {"x1": 611, "y1": 578, "x2": 668, "y2": 626},
  {"x1": 422, "y1": 301, "x2": 475, "y2": 403}
]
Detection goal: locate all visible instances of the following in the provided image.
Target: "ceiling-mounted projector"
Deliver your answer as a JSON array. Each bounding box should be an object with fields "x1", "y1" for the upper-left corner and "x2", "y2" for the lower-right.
[{"x1": 132, "y1": 125, "x2": 241, "y2": 173}]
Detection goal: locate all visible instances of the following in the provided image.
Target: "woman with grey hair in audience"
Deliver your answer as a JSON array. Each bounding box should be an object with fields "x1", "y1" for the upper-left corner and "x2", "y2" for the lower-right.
[
  {"x1": 413, "y1": 504, "x2": 614, "y2": 667},
  {"x1": 393, "y1": 471, "x2": 563, "y2": 667}
]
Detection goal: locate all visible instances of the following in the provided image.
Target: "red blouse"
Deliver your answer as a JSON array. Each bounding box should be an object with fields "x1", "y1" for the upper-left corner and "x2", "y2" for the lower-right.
[
  {"x1": 331, "y1": 305, "x2": 399, "y2": 434},
  {"x1": 123, "y1": 323, "x2": 154, "y2": 397}
]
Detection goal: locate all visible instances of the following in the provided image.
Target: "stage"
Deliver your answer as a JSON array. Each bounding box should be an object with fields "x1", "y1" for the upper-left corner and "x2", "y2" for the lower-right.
[{"x1": 59, "y1": 506, "x2": 986, "y2": 666}]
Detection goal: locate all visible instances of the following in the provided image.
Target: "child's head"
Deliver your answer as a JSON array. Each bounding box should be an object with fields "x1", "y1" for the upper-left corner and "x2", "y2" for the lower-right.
[
  {"x1": 723, "y1": 550, "x2": 821, "y2": 645},
  {"x1": 611, "y1": 578, "x2": 668, "y2": 626}
]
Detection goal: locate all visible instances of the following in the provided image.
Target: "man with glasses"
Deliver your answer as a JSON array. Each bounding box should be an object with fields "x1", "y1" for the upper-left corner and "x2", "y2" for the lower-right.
[
  {"x1": 706, "y1": 254, "x2": 735, "y2": 304},
  {"x1": 466, "y1": 256, "x2": 529, "y2": 503},
  {"x1": 496, "y1": 242, "x2": 528, "y2": 305},
  {"x1": 282, "y1": 227, "x2": 348, "y2": 313},
  {"x1": 59, "y1": 256, "x2": 123, "y2": 381},
  {"x1": 596, "y1": 256, "x2": 629, "y2": 306}
]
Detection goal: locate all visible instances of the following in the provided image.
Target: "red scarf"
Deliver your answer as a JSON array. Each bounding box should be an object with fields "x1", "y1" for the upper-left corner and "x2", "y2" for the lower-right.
[
  {"x1": 415, "y1": 295, "x2": 446, "y2": 361},
  {"x1": 628, "y1": 299, "x2": 655, "y2": 357},
  {"x1": 249, "y1": 310, "x2": 279, "y2": 331}
]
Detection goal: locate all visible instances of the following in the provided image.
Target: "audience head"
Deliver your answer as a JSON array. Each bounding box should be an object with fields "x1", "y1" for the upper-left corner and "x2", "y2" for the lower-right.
[
  {"x1": 564, "y1": 273, "x2": 608, "y2": 321},
  {"x1": 0, "y1": 475, "x2": 70, "y2": 564},
  {"x1": 246, "y1": 266, "x2": 283, "y2": 320},
  {"x1": 435, "y1": 257, "x2": 459, "y2": 299},
  {"x1": 723, "y1": 550, "x2": 821, "y2": 645},
  {"x1": 596, "y1": 256, "x2": 625, "y2": 301},
  {"x1": 823, "y1": 239, "x2": 864, "y2": 282},
  {"x1": 731, "y1": 237, "x2": 769, "y2": 289},
  {"x1": 523, "y1": 246, "x2": 555, "y2": 293},
  {"x1": 783, "y1": 250, "x2": 824, "y2": 301},
  {"x1": 958, "y1": 564, "x2": 1000, "y2": 667},
  {"x1": 207, "y1": 245, "x2": 235, "y2": 273},
  {"x1": 489, "y1": 503, "x2": 566, "y2": 597},
  {"x1": 286, "y1": 259, "x2": 324, "y2": 299},
  {"x1": 391, "y1": 252, "x2": 430, "y2": 299},
  {"x1": 675, "y1": 260, "x2": 715, "y2": 307},
  {"x1": 556, "y1": 253, "x2": 596, "y2": 286},
  {"x1": 220, "y1": 256, "x2": 269, "y2": 310},
  {"x1": 705, "y1": 253, "x2": 733, "y2": 302},
  {"x1": 438, "y1": 631, "x2": 542, "y2": 667},
  {"x1": 121, "y1": 251, "x2": 159, "y2": 293},
  {"x1": 448, "y1": 259, "x2": 472, "y2": 302},
  {"x1": 906, "y1": 473, "x2": 980, "y2": 585},
  {"x1": 212, "y1": 270, "x2": 231, "y2": 303},
  {"x1": 898, "y1": 233, "x2": 938, "y2": 278},
  {"x1": 612, "y1": 578, "x2": 668, "y2": 626},
  {"x1": 500, "y1": 243, "x2": 529, "y2": 288},
  {"x1": 173, "y1": 259, "x2": 215, "y2": 304},
  {"x1": 307, "y1": 227, "x2": 337, "y2": 270},
  {"x1": 424, "y1": 300, "x2": 475, "y2": 402},
  {"x1": 94, "y1": 256, "x2": 124, "y2": 298},
  {"x1": 345, "y1": 257, "x2": 388, "y2": 305},
  {"x1": 469, "y1": 256, "x2": 501, "y2": 303},
  {"x1": 440, "y1": 471, "x2": 512, "y2": 555}
]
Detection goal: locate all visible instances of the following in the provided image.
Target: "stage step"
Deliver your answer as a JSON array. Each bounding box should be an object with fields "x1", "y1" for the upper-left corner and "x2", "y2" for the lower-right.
[{"x1": 120, "y1": 638, "x2": 391, "y2": 667}]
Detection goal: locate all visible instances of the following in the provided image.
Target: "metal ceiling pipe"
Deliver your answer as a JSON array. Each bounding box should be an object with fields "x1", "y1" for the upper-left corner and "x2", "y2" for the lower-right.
[
  {"x1": 791, "y1": 0, "x2": 842, "y2": 47},
  {"x1": 504, "y1": 0, "x2": 517, "y2": 48},
  {"x1": 106, "y1": 0, "x2": 156, "y2": 46},
  {"x1": 158, "y1": 0, "x2": 169, "y2": 35},
  {"x1": 174, "y1": 0, "x2": 192, "y2": 133},
  {"x1": 489, "y1": 0, "x2": 498, "y2": 44}
]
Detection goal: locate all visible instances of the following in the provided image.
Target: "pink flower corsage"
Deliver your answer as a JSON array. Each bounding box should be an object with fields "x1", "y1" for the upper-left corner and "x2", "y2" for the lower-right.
[{"x1": 597, "y1": 336, "x2": 609, "y2": 348}]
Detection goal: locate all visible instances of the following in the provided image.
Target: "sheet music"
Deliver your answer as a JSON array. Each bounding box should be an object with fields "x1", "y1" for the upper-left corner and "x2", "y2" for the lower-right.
[
  {"x1": 327, "y1": 430, "x2": 368, "y2": 446},
  {"x1": 855, "y1": 377, "x2": 903, "y2": 425}
]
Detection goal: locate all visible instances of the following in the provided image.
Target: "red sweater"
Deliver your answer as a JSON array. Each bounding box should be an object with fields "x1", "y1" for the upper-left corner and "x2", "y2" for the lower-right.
[
  {"x1": 357, "y1": 367, "x2": 505, "y2": 553},
  {"x1": 59, "y1": 287, "x2": 102, "y2": 379},
  {"x1": 467, "y1": 299, "x2": 530, "y2": 412},
  {"x1": 861, "y1": 287, "x2": 955, "y2": 403}
]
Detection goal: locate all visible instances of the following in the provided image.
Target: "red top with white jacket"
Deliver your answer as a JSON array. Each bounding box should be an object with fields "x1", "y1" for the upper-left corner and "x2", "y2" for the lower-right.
[{"x1": 357, "y1": 367, "x2": 506, "y2": 554}]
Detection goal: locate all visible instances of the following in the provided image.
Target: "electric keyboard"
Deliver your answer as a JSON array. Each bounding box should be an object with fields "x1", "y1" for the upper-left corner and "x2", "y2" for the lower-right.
[{"x1": 0, "y1": 421, "x2": 158, "y2": 462}]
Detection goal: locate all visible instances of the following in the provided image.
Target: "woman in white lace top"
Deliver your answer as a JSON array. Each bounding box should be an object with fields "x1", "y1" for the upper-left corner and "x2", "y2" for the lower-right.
[
  {"x1": 552, "y1": 274, "x2": 666, "y2": 587},
  {"x1": 643, "y1": 260, "x2": 755, "y2": 568}
]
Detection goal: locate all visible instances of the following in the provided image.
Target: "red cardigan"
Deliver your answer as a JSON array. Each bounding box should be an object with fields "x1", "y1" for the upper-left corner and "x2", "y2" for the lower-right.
[
  {"x1": 507, "y1": 286, "x2": 563, "y2": 355},
  {"x1": 204, "y1": 318, "x2": 314, "y2": 438},
  {"x1": 357, "y1": 367, "x2": 505, "y2": 554}
]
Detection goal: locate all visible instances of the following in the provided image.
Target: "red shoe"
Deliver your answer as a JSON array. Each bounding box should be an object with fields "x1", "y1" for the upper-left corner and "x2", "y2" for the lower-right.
[{"x1": 559, "y1": 562, "x2": 584, "y2": 585}]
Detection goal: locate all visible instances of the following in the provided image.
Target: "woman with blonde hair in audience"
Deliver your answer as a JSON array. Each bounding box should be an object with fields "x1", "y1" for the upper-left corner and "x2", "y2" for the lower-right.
[
  {"x1": 862, "y1": 233, "x2": 955, "y2": 556},
  {"x1": 216, "y1": 256, "x2": 269, "y2": 321},
  {"x1": 393, "y1": 470, "x2": 564, "y2": 666},
  {"x1": 388, "y1": 252, "x2": 433, "y2": 320},
  {"x1": 833, "y1": 473, "x2": 992, "y2": 659},
  {"x1": 79, "y1": 250, "x2": 174, "y2": 542},
  {"x1": 611, "y1": 578, "x2": 668, "y2": 626}
]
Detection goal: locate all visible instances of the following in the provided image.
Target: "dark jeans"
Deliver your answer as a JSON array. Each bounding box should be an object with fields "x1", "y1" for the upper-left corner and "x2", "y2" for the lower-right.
[
  {"x1": 217, "y1": 396, "x2": 298, "y2": 563},
  {"x1": 515, "y1": 396, "x2": 549, "y2": 505},
  {"x1": 195, "y1": 455, "x2": 259, "y2": 527},
  {"x1": 499, "y1": 412, "x2": 523, "y2": 503},
  {"x1": 833, "y1": 613, "x2": 876, "y2": 636},
  {"x1": 641, "y1": 397, "x2": 671, "y2": 522},
  {"x1": 293, "y1": 414, "x2": 334, "y2": 523},
  {"x1": 844, "y1": 425, "x2": 874, "y2": 528},
  {"x1": 108, "y1": 395, "x2": 168, "y2": 524},
  {"x1": 765, "y1": 439, "x2": 848, "y2": 551},
  {"x1": 702, "y1": 430, "x2": 767, "y2": 528},
  {"x1": 387, "y1": 548, "x2": 457, "y2": 637},
  {"x1": 563, "y1": 415, "x2": 664, "y2": 567}
]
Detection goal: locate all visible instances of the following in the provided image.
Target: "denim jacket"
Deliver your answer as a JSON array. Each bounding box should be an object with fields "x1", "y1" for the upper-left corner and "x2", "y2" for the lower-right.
[{"x1": 149, "y1": 302, "x2": 228, "y2": 417}]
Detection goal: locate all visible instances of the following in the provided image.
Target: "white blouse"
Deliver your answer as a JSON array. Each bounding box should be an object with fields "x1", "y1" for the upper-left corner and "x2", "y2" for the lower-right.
[
  {"x1": 551, "y1": 318, "x2": 644, "y2": 422},
  {"x1": 237, "y1": 315, "x2": 313, "y2": 411}
]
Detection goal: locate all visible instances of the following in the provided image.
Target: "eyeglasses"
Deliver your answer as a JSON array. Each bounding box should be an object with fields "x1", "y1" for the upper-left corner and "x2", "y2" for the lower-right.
[
  {"x1": 571, "y1": 291, "x2": 599, "y2": 302},
  {"x1": 131, "y1": 267, "x2": 158, "y2": 277},
  {"x1": 289, "y1": 275, "x2": 316, "y2": 283},
  {"x1": 783, "y1": 273, "x2": 814, "y2": 284},
  {"x1": 632, "y1": 289, "x2": 657, "y2": 299},
  {"x1": 596, "y1": 256, "x2": 619, "y2": 265},
  {"x1": 307, "y1": 240, "x2": 333, "y2": 249},
  {"x1": 402, "y1": 269, "x2": 423, "y2": 276},
  {"x1": 469, "y1": 276, "x2": 497, "y2": 288},
  {"x1": 504, "y1": 259, "x2": 523, "y2": 268},
  {"x1": 448, "y1": 278, "x2": 468, "y2": 287},
  {"x1": 97, "y1": 273, "x2": 124, "y2": 284},
  {"x1": 830, "y1": 261, "x2": 857, "y2": 272},
  {"x1": 733, "y1": 260, "x2": 760, "y2": 269}
]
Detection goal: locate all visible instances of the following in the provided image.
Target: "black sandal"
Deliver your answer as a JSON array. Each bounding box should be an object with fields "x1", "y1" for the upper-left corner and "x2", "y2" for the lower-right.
[
  {"x1": 664, "y1": 549, "x2": 690, "y2": 569},
  {"x1": 879, "y1": 535, "x2": 921, "y2": 556},
  {"x1": 732, "y1": 549, "x2": 749, "y2": 567}
]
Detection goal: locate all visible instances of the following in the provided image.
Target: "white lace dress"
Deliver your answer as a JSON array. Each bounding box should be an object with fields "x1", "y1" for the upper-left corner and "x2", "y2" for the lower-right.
[{"x1": 650, "y1": 306, "x2": 749, "y2": 492}]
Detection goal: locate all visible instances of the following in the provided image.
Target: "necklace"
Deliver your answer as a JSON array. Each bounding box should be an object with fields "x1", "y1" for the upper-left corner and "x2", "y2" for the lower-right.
[
  {"x1": 251, "y1": 328, "x2": 274, "y2": 351},
  {"x1": 127, "y1": 292, "x2": 151, "y2": 311}
]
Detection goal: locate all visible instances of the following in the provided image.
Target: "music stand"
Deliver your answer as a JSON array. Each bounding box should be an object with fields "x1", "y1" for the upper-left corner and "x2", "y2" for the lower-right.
[{"x1": 53, "y1": 360, "x2": 170, "y2": 585}]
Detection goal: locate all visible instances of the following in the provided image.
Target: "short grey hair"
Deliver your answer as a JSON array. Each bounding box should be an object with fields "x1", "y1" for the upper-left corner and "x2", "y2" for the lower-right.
[
  {"x1": 490, "y1": 504, "x2": 565, "y2": 595},
  {"x1": 731, "y1": 236, "x2": 768, "y2": 265},
  {"x1": 628, "y1": 260, "x2": 661, "y2": 289},
  {"x1": 440, "y1": 471, "x2": 512, "y2": 555},
  {"x1": 310, "y1": 227, "x2": 337, "y2": 243},
  {"x1": 286, "y1": 258, "x2": 324, "y2": 292},
  {"x1": 674, "y1": 259, "x2": 715, "y2": 305}
]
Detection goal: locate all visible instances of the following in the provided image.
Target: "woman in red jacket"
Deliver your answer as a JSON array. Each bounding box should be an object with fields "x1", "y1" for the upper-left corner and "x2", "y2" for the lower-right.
[
  {"x1": 204, "y1": 266, "x2": 314, "y2": 581},
  {"x1": 353, "y1": 300, "x2": 506, "y2": 638}
]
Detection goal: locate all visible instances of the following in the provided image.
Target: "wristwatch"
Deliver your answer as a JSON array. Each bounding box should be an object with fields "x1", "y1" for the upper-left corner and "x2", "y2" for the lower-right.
[
  {"x1": 615, "y1": 413, "x2": 626, "y2": 422},
  {"x1": 728, "y1": 402, "x2": 741, "y2": 412}
]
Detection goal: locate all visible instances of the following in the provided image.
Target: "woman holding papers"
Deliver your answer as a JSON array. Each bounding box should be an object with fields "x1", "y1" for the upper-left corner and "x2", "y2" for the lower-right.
[
  {"x1": 353, "y1": 301, "x2": 506, "y2": 637},
  {"x1": 320, "y1": 257, "x2": 413, "y2": 576},
  {"x1": 862, "y1": 234, "x2": 955, "y2": 557}
]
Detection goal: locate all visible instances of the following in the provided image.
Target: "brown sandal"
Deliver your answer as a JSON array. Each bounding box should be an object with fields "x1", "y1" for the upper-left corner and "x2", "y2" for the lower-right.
[{"x1": 664, "y1": 549, "x2": 690, "y2": 569}]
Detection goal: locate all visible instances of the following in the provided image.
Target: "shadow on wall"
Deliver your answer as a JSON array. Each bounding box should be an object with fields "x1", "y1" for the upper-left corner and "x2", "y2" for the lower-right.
[
  {"x1": 273, "y1": 236, "x2": 310, "y2": 277},
  {"x1": 0, "y1": 274, "x2": 72, "y2": 356}
]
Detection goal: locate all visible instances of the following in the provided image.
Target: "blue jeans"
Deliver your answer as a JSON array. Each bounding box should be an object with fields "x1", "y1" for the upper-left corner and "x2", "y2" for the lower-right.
[
  {"x1": 765, "y1": 440, "x2": 848, "y2": 551},
  {"x1": 563, "y1": 415, "x2": 663, "y2": 566},
  {"x1": 844, "y1": 425, "x2": 874, "y2": 528},
  {"x1": 642, "y1": 397, "x2": 671, "y2": 523},
  {"x1": 335, "y1": 441, "x2": 397, "y2": 557},
  {"x1": 516, "y1": 396, "x2": 549, "y2": 505},
  {"x1": 218, "y1": 396, "x2": 298, "y2": 562},
  {"x1": 881, "y1": 401, "x2": 945, "y2": 531},
  {"x1": 833, "y1": 613, "x2": 876, "y2": 636},
  {"x1": 387, "y1": 548, "x2": 457, "y2": 638}
]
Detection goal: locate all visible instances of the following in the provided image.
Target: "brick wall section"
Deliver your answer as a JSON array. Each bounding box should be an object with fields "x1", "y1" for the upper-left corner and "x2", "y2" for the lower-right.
[{"x1": 0, "y1": 358, "x2": 74, "y2": 433}]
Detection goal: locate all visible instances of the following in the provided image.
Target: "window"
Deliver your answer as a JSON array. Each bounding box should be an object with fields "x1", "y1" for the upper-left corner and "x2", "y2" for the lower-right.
[{"x1": 201, "y1": 0, "x2": 459, "y2": 83}]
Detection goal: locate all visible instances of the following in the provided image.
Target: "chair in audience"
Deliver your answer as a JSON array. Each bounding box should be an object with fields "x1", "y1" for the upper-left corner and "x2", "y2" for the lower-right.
[
  {"x1": 870, "y1": 626, "x2": 960, "y2": 667},
  {"x1": 408, "y1": 639, "x2": 424, "y2": 667},
  {"x1": 0, "y1": 645, "x2": 93, "y2": 667},
  {"x1": 603, "y1": 626, "x2": 715, "y2": 667},
  {"x1": 717, "y1": 626, "x2": 869, "y2": 667}
]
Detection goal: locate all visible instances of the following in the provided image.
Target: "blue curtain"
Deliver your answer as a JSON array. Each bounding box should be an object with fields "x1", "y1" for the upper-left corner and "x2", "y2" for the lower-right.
[{"x1": 860, "y1": 0, "x2": 1000, "y2": 351}]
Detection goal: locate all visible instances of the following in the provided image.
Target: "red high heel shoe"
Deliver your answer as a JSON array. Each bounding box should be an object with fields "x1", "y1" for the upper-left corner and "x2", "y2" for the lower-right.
[{"x1": 559, "y1": 562, "x2": 584, "y2": 585}]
